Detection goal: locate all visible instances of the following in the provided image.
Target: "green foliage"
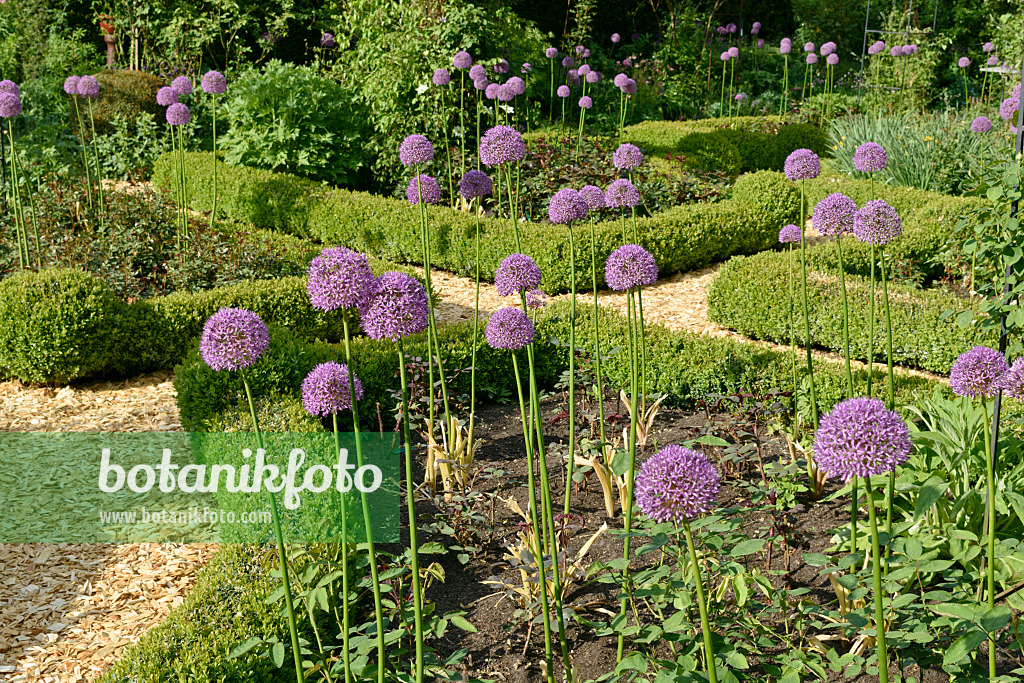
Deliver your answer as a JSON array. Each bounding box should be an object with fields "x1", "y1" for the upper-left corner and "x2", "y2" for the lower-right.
[
  {"x1": 861, "y1": 8, "x2": 950, "y2": 111},
  {"x1": 93, "y1": 112, "x2": 171, "y2": 180},
  {"x1": 0, "y1": 268, "x2": 124, "y2": 384},
  {"x1": 218, "y1": 60, "x2": 371, "y2": 187},
  {"x1": 91, "y1": 70, "x2": 164, "y2": 136},
  {"x1": 792, "y1": 0, "x2": 868, "y2": 58}
]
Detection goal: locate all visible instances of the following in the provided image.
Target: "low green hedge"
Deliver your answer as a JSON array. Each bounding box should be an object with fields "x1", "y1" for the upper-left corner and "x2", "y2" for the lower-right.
[{"x1": 706, "y1": 250, "x2": 1001, "y2": 375}]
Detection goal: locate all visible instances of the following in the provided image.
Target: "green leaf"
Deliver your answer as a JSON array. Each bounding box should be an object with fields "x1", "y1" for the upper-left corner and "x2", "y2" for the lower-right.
[
  {"x1": 615, "y1": 652, "x2": 649, "y2": 673},
  {"x1": 271, "y1": 641, "x2": 286, "y2": 668},
  {"x1": 449, "y1": 614, "x2": 477, "y2": 633},
  {"x1": 904, "y1": 537, "x2": 924, "y2": 560},
  {"x1": 913, "y1": 477, "x2": 948, "y2": 522},
  {"x1": 228, "y1": 637, "x2": 262, "y2": 659},
  {"x1": 731, "y1": 539, "x2": 766, "y2": 557},
  {"x1": 418, "y1": 542, "x2": 446, "y2": 554},
  {"x1": 980, "y1": 605, "x2": 1011, "y2": 633},
  {"x1": 733, "y1": 574, "x2": 749, "y2": 607},
  {"x1": 943, "y1": 629, "x2": 987, "y2": 666},
  {"x1": 694, "y1": 435, "x2": 730, "y2": 447},
  {"x1": 988, "y1": 186, "x2": 1003, "y2": 202},
  {"x1": 802, "y1": 553, "x2": 831, "y2": 566}
]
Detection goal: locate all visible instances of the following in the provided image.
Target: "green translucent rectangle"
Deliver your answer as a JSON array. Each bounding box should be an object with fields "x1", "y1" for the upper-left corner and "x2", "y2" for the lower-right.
[{"x1": 0, "y1": 432, "x2": 400, "y2": 543}]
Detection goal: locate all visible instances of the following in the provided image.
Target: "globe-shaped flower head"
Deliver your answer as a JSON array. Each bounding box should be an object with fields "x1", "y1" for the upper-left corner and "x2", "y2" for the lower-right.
[
  {"x1": 605, "y1": 178, "x2": 641, "y2": 208},
  {"x1": 635, "y1": 445, "x2": 720, "y2": 524},
  {"x1": 806, "y1": 53, "x2": 818, "y2": 65},
  {"x1": 720, "y1": 52, "x2": 730, "y2": 62},
  {"x1": 507, "y1": 76, "x2": 526, "y2": 95},
  {"x1": 611, "y1": 33, "x2": 621, "y2": 43},
  {"x1": 307, "y1": 247, "x2": 378, "y2": 313},
  {"x1": 996, "y1": 358, "x2": 1024, "y2": 399},
  {"x1": 778, "y1": 224, "x2": 801, "y2": 244},
  {"x1": 853, "y1": 200, "x2": 901, "y2": 245},
  {"x1": 579, "y1": 184, "x2": 606, "y2": 211},
  {"x1": 804, "y1": 42, "x2": 815, "y2": 52},
  {"x1": 398, "y1": 134, "x2": 434, "y2": 166},
  {"x1": 868, "y1": 41, "x2": 884, "y2": 55},
  {"x1": 780, "y1": 39, "x2": 792, "y2": 55},
  {"x1": 827, "y1": 53, "x2": 839, "y2": 66},
  {"x1": 0, "y1": 93, "x2": 21, "y2": 118},
  {"x1": 474, "y1": 77, "x2": 488, "y2": 91},
  {"x1": 727, "y1": 23, "x2": 737, "y2": 34},
  {"x1": 813, "y1": 398, "x2": 912, "y2": 479},
  {"x1": 613, "y1": 143, "x2": 643, "y2": 170},
  {"x1": 200, "y1": 308, "x2": 270, "y2": 372},
  {"x1": 557, "y1": 85, "x2": 571, "y2": 98},
  {"x1": 521, "y1": 63, "x2": 532, "y2": 74},
  {"x1": 63, "y1": 76, "x2": 79, "y2": 96},
  {"x1": 0, "y1": 80, "x2": 19, "y2": 97},
  {"x1": 621, "y1": 79, "x2": 637, "y2": 95},
  {"x1": 156, "y1": 86, "x2": 177, "y2": 106},
  {"x1": 821, "y1": 41, "x2": 837, "y2": 56},
  {"x1": 972, "y1": 116, "x2": 993, "y2": 133},
  {"x1": 433, "y1": 68, "x2": 451, "y2": 86},
  {"x1": 579, "y1": 96, "x2": 593, "y2": 109},
  {"x1": 302, "y1": 362, "x2": 364, "y2": 416},
  {"x1": 526, "y1": 289, "x2": 547, "y2": 309},
  {"x1": 497, "y1": 84, "x2": 516, "y2": 102},
  {"x1": 406, "y1": 174, "x2": 441, "y2": 205},
  {"x1": 585, "y1": 70, "x2": 601, "y2": 84},
  {"x1": 453, "y1": 51, "x2": 473, "y2": 69},
  {"x1": 485, "y1": 83, "x2": 498, "y2": 100},
  {"x1": 984, "y1": 42, "x2": 995, "y2": 53},
  {"x1": 949, "y1": 346, "x2": 1009, "y2": 398},
  {"x1": 578, "y1": 64, "x2": 591, "y2": 77},
  {"x1": 361, "y1": 272, "x2": 429, "y2": 342},
  {"x1": 567, "y1": 69, "x2": 580, "y2": 86},
  {"x1": 958, "y1": 57, "x2": 971, "y2": 68},
  {"x1": 479, "y1": 125, "x2": 526, "y2": 166},
  {"x1": 783, "y1": 149, "x2": 821, "y2": 181},
  {"x1": 548, "y1": 188, "x2": 588, "y2": 224},
  {"x1": 988, "y1": 55, "x2": 1000, "y2": 66},
  {"x1": 493, "y1": 59, "x2": 509, "y2": 74},
  {"x1": 77, "y1": 76, "x2": 99, "y2": 99},
  {"x1": 469, "y1": 64, "x2": 486, "y2": 80},
  {"x1": 166, "y1": 103, "x2": 190, "y2": 126},
  {"x1": 999, "y1": 93, "x2": 1019, "y2": 122},
  {"x1": 562, "y1": 56, "x2": 574, "y2": 68},
  {"x1": 545, "y1": 47, "x2": 558, "y2": 59},
  {"x1": 614, "y1": 73, "x2": 629, "y2": 88},
  {"x1": 459, "y1": 169, "x2": 492, "y2": 199},
  {"x1": 495, "y1": 254, "x2": 542, "y2": 297},
  {"x1": 320, "y1": 33, "x2": 336, "y2": 48},
  {"x1": 485, "y1": 307, "x2": 535, "y2": 350},
  {"x1": 852, "y1": 142, "x2": 887, "y2": 172},
  {"x1": 812, "y1": 193, "x2": 857, "y2": 237},
  {"x1": 201, "y1": 71, "x2": 227, "y2": 94},
  {"x1": 751, "y1": 22, "x2": 762, "y2": 35},
  {"x1": 728, "y1": 46, "x2": 739, "y2": 58},
  {"x1": 170, "y1": 76, "x2": 193, "y2": 96},
  {"x1": 605, "y1": 244, "x2": 657, "y2": 291}
]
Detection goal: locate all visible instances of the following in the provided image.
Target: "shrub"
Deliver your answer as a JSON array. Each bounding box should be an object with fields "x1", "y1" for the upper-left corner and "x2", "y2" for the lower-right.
[
  {"x1": 90, "y1": 70, "x2": 164, "y2": 136},
  {"x1": 676, "y1": 131, "x2": 744, "y2": 177},
  {"x1": 0, "y1": 269, "x2": 124, "y2": 384}
]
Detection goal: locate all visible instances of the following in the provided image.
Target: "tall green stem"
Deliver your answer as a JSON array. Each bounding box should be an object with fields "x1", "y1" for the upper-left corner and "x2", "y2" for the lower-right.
[
  {"x1": 798, "y1": 182, "x2": 819, "y2": 428},
  {"x1": 72, "y1": 97, "x2": 93, "y2": 209},
  {"x1": 211, "y1": 95, "x2": 218, "y2": 231},
  {"x1": 616, "y1": 288, "x2": 640, "y2": 662},
  {"x1": 867, "y1": 243, "x2": 876, "y2": 398},
  {"x1": 589, "y1": 217, "x2": 608, "y2": 448},
  {"x1": 720, "y1": 61, "x2": 727, "y2": 116},
  {"x1": 788, "y1": 244, "x2": 797, "y2": 435},
  {"x1": 865, "y1": 478, "x2": 890, "y2": 683},
  {"x1": 981, "y1": 396, "x2": 997, "y2": 678},
  {"x1": 879, "y1": 249, "x2": 896, "y2": 551},
  {"x1": 836, "y1": 236, "x2": 858, "y2": 554},
  {"x1": 780, "y1": 55, "x2": 789, "y2": 117},
  {"x1": 682, "y1": 520, "x2": 719, "y2": 683},
  {"x1": 470, "y1": 206, "x2": 481, "y2": 426},
  {"x1": 331, "y1": 412, "x2": 352, "y2": 683},
  {"x1": 86, "y1": 98, "x2": 105, "y2": 228},
  {"x1": 564, "y1": 221, "x2": 577, "y2": 516},
  {"x1": 397, "y1": 342, "x2": 424, "y2": 683}
]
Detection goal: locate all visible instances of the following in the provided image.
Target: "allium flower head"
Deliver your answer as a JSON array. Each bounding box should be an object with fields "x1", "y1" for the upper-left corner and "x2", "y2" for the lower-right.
[
  {"x1": 479, "y1": 125, "x2": 525, "y2": 166},
  {"x1": 548, "y1": 188, "x2": 588, "y2": 224},
  {"x1": 398, "y1": 134, "x2": 434, "y2": 166},
  {"x1": 320, "y1": 33, "x2": 336, "y2": 48},
  {"x1": 958, "y1": 57, "x2": 971, "y2": 68},
  {"x1": 804, "y1": 42, "x2": 815, "y2": 52},
  {"x1": 557, "y1": 85, "x2": 571, "y2": 98},
  {"x1": 63, "y1": 76, "x2": 79, "y2": 96},
  {"x1": 853, "y1": 142, "x2": 887, "y2": 172},
  {"x1": 605, "y1": 178, "x2": 641, "y2": 208},
  {"x1": 494, "y1": 59, "x2": 509, "y2": 74},
  {"x1": 827, "y1": 54, "x2": 839, "y2": 66},
  {"x1": 474, "y1": 78, "x2": 489, "y2": 91},
  {"x1": 996, "y1": 358, "x2": 1024, "y2": 399},
  {"x1": 433, "y1": 68, "x2": 451, "y2": 86},
  {"x1": 201, "y1": 71, "x2": 227, "y2": 94},
  {"x1": 605, "y1": 244, "x2": 657, "y2": 291},
  {"x1": 950, "y1": 346, "x2": 1009, "y2": 398},
  {"x1": 406, "y1": 174, "x2": 441, "y2": 204},
  {"x1": 585, "y1": 70, "x2": 601, "y2": 83},
  {"x1": 778, "y1": 224, "x2": 801, "y2": 244},
  {"x1": 567, "y1": 69, "x2": 580, "y2": 86},
  {"x1": 77, "y1": 76, "x2": 99, "y2": 99},
  {"x1": 156, "y1": 86, "x2": 177, "y2": 106},
  {"x1": 200, "y1": 308, "x2": 270, "y2": 372},
  {"x1": 988, "y1": 55, "x2": 999, "y2": 66},
  {"x1": 361, "y1": 272, "x2": 429, "y2": 342},
  {"x1": 622, "y1": 79, "x2": 637, "y2": 95},
  {"x1": 972, "y1": 116, "x2": 993, "y2": 133},
  {"x1": 727, "y1": 23, "x2": 737, "y2": 34},
  {"x1": 806, "y1": 53, "x2": 818, "y2": 65},
  {"x1": 812, "y1": 193, "x2": 858, "y2": 237},
  {"x1": 720, "y1": 51, "x2": 730, "y2": 62},
  {"x1": 853, "y1": 199, "x2": 901, "y2": 245},
  {"x1": 497, "y1": 84, "x2": 516, "y2": 101},
  {"x1": 306, "y1": 247, "x2": 378, "y2": 313},
  {"x1": 611, "y1": 33, "x2": 621, "y2": 43},
  {"x1": 999, "y1": 94, "x2": 1019, "y2": 122},
  {"x1": 545, "y1": 47, "x2": 558, "y2": 59},
  {"x1": 623, "y1": 57, "x2": 633, "y2": 67},
  {"x1": 485, "y1": 307, "x2": 534, "y2": 350},
  {"x1": 889, "y1": 46, "x2": 902, "y2": 57},
  {"x1": 728, "y1": 46, "x2": 739, "y2": 58},
  {"x1": 717, "y1": 26, "x2": 727, "y2": 35},
  {"x1": 485, "y1": 83, "x2": 498, "y2": 100},
  {"x1": 984, "y1": 42, "x2": 995, "y2": 53},
  {"x1": 495, "y1": 254, "x2": 542, "y2": 297},
  {"x1": 525, "y1": 289, "x2": 548, "y2": 309},
  {"x1": 521, "y1": 64, "x2": 532, "y2": 74},
  {"x1": 301, "y1": 362, "x2": 363, "y2": 416},
  {"x1": 635, "y1": 445, "x2": 720, "y2": 524},
  {"x1": 454, "y1": 51, "x2": 473, "y2": 69},
  {"x1": 0, "y1": 80, "x2": 19, "y2": 97},
  {"x1": 507, "y1": 75, "x2": 526, "y2": 93},
  {"x1": 614, "y1": 73, "x2": 629, "y2": 88},
  {"x1": 813, "y1": 398, "x2": 912, "y2": 479},
  {"x1": 757, "y1": 39, "x2": 765, "y2": 48},
  {"x1": 902, "y1": 44, "x2": 917, "y2": 55},
  {"x1": 780, "y1": 38, "x2": 792, "y2": 55},
  {"x1": 868, "y1": 40, "x2": 884, "y2": 55},
  {"x1": 562, "y1": 56, "x2": 575, "y2": 68},
  {"x1": 459, "y1": 169, "x2": 492, "y2": 199},
  {"x1": 166, "y1": 103, "x2": 190, "y2": 126},
  {"x1": 469, "y1": 64, "x2": 486, "y2": 80},
  {"x1": 170, "y1": 76, "x2": 193, "y2": 96},
  {"x1": 613, "y1": 143, "x2": 643, "y2": 170},
  {"x1": 735, "y1": 92, "x2": 748, "y2": 101},
  {"x1": 0, "y1": 93, "x2": 21, "y2": 118},
  {"x1": 783, "y1": 148, "x2": 821, "y2": 181},
  {"x1": 579, "y1": 184, "x2": 606, "y2": 210},
  {"x1": 821, "y1": 42, "x2": 837, "y2": 56}
]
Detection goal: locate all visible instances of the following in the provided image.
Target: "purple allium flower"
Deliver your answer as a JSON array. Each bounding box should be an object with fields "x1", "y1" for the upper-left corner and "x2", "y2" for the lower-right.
[
  {"x1": 567, "y1": 69, "x2": 580, "y2": 86},
  {"x1": 585, "y1": 70, "x2": 601, "y2": 83},
  {"x1": 779, "y1": 224, "x2": 802, "y2": 244},
  {"x1": 495, "y1": 254, "x2": 542, "y2": 297},
  {"x1": 622, "y1": 79, "x2": 637, "y2": 95},
  {"x1": 868, "y1": 40, "x2": 884, "y2": 55},
  {"x1": 320, "y1": 32, "x2": 336, "y2": 48},
  {"x1": 398, "y1": 134, "x2": 434, "y2": 166},
  {"x1": 717, "y1": 26, "x2": 727, "y2": 35},
  {"x1": 166, "y1": 103, "x2": 190, "y2": 125},
  {"x1": 545, "y1": 47, "x2": 559, "y2": 59},
  {"x1": 200, "y1": 308, "x2": 270, "y2": 372},
  {"x1": 950, "y1": 346, "x2": 1009, "y2": 398},
  {"x1": 611, "y1": 33, "x2": 621, "y2": 43},
  {"x1": 0, "y1": 93, "x2": 21, "y2": 118},
  {"x1": 548, "y1": 188, "x2": 589, "y2": 224},
  {"x1": 302, "y1": 362, "x2": 364, "y2": 416},
  {"x1": 806, "y1": 53, "x2": 818, "y2": 65},
  {"x1": 813, "y1": 398, "x2": 912, "y2": 479},
  {"x1": 579, "y1": 184, "x2": 606, "y2": 210},
  {"x1": 579, "y1": 94, "x2": 593, "y2": 108},
  {"x1": 497, "y1": 83, "x2": 516, "y2": 101},
  {"x1": 972, "y1": 116, "x2": 993, "y2": 133},
  {"x1": 521, "y1": 63, "x2": 532, "y2": 73},
  {"x1": 902, "y1": 44, "x2": 917, "y2": 56},
  {"x1": 77, "y1": 75, "x2": 99, "y2": 99},
  {"x1": 613, "y1": 143, "x2": 643, "y2": 170},
  {"x1": 63, "y1": 76, "x2": 79, "y2": 96},
  {"x1": 623, "y1": 57, "x2": 633, "y2": 67},
  {"x1": 469, "y1": 64, "x2": 486, "y2": 80},
  {"x1": 813, "y1": 193, "x2": 857, "y2": 237},
  {"x1": 406, "y1": 174, "x2": 441, "y2": 204},
  {"x1": 804, "y1": 42, "x2": 815, "y2": 52},
  {"x1": 984, "y1": 42, "x2": 995, "y2": 53},
  {"x1": 485, "y1": 83, "x2": 498, "y2": 100},
  {"x1": 758, "y1": 39, "x2": 765, "y2": 48},
  {"x1": 156, "y1": 86, "x2": 177, "y2": 106},
  {"x1": 507, "y1": 76, "x2": 525, "y2": 95},
  {"x1": 525, "y1": 288, "x2": 547, "y2": 309},
  {"x1": 361, "y1": 272, "x2": 429, "y2": 342},
  {"x1": 958, "y1": 57, "x2": 971, "y2": 68},
  {"x1": 827, "y1": 53, "x2": 839, "y2": 66},
  {"x1": 988, "y1": 55, "x2": 999, "y2": 66},
  {"x1": 890, "y1": 46, "x2": 902, "y2": 58},
  {"x1": 635, "y1": 445, "x2": 720, "y2": 524},
  {"x1": 999, "y1": 94, "x2": 1019, "y2": 122},
  {"x1": 459, "y1": 169, "x2": 492, "y2": 199},
  {"x1": 557, "y1": 84, "x2": 571, "y2": 98},
  {"x1": 562, "y1": 56, "x2": 575, "y2": 68},
  {"x1": 783, "y1": 148, "x2": 821, "y2": 181},
  {"x1": 473, "y1": 77, "x2": 489, "y2": 91},
  {"x1": 605, "y1": 244, "x2": 657, "y2": 291},
  {"x1": 752, "y1": 22, "x2": 762, "y2": 35},
  {"x1": 578, "y1": 64, "x2": 592, "y2": 76},
  {"x1": 728, "y1": 46, "x2": 739, "y2": 58},
  {"x1": 727, "y1": 23, "x2": 737, "y2": 34},
  {"x1": 780, "y1": 43, "x2": 792, "y2": 55},
  {"x1": 735, "y1": 92, "x2": 748, "y2": 101},
  {"x1": 721, "y1": 51, "x2": 730, "y2": 62},
  {"x1": 479, "y1": 125, "x2": 525, "y2": 166},
  {"x1": 307, "y1": 247, "x2": 378, "y2": 313},
  {"x1": 614, "y1": 73, "x2": 629, "y2": 88},
  {"x1": 454, "y1": 51, "x2": 473, "y2": 69},
  {"x1": 485, "y1": 307, "x2": 534, "y2": 350},
  {"x1": 605, "y1": 178, "x2": 641, "y2": 208},
  {"x1": 0, "y1": 80, "x2": 18, "y2": 97},
  {"x1": 494, "y1": 59, "x2": 509, "y2": 74},
  {"x1": 201, "y1": 71, "x2": 226, "y2": 95},
  {"x1": 433, "y1": 68, "x2": 451, "y2": 86},
  {"x1": 853, "y1": 200, "x2": 901, "y2": 245},
  {"x1": 996, "y1": 358, "x2": 1024, "y2": 399},
  {"x1": 853, "y1": 142, "x2": 888, "y2": 172},
  {"x1": 821, "y1": 41, "x2": 837, "y2": 56},
  {"x1": 170, "y1": 76, "x2": 193, "y2": 96}
]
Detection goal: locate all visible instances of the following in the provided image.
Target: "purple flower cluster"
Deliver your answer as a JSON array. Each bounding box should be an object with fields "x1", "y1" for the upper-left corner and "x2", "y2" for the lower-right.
[
  {"x1": 783, "y1": 149, "x2": 821, "y2": 181},
  {"x1": 320, "y1": 33, "x2": 336, "y2": 48},
  {"x1": 972, "y1": 116, "x2": 993, "y2": 133},
  {"x1": 77, "y1": 76, "x2": 99, "y2": 99},
  {"x1": 156, "y1": 86, "x2": 177, "y2": 106},
  {"x1": 200, "y1": 308, "x2": 270, "y2": 372},
  {"x1": 827, "y1": 54, "x2": 839, "y2": 66},
  {"x1": 852, "y1": 142, "x2": 888, "y2": 172},
  {"x1": 63, "y1": 76, "x2": 79, "y2": 95},
  {"x1": 605, "y1": 178, "x2": 640, "y2": 208},
  {"x1": 307, "y1": 247, "x2": 378, "y2": 313},
  {"x1": 361, "y1": 272, "x2": 429, "y2": 342},
  {"x1": 433, "y1": 68, "x2": 451, "y2": 86},
  {"x1": 454, "y1": 51, "x2": 473, "y2": 69},
  {"x1": 406, "y1": 174, "x2": 441, "y2": 205},
  {"x1": 398, "y1": 134, "x2": 434, "y2": 166},
  {"x1": 751, "y1": 22, "x2": 762, "y2": 35},
  {"x1": 635, "y1": 445, "x2": 720, "y2": 524},
  {"x1": 605, "y1": 244, "x2": 657, "y2": 291},
  {"x1": 485, "y1": 307, "x2": 535, "y2": 350},
  {"x1": 613, "y1": 143, "x2": 643, "y2": 170},
  {"x1": 507, "y1": 76, "x2": 525, "y2": 95},
  {"x1": 0, "y1": 92, "x2": 21, "y2": 118},
  {"x1": 469, "y1": 64, "x2": 486, "y2": 80},
  {"x1": 813, "y1": 398, "x2": 912, "y2": 479},
  {"x1": 780, "y1": 38, "x2": 792, "y2": 55},
  {"x1": 201, "y1": 71, "x2": 227, "y2": 95},
  {"x1": 997, "y1": 358, "x2": 1024, "y2": 399},
  {"x1": 812, "y1": 193, "x2": 857, "y2": 237},
  {"x1": 804, "y1": 42, "x2": 815, "y2": 53},
  {"x1": 302, "y1": 362, "x2": 364, "y2": 416},
  {"x1": 545, "y1": 47, "x2": 559, "y2": 59},
  {"x1": 949, "y1": 346, "x2": 1009, "y2": 398},
  {"x1": 778, "y1": 224, "x2": 801, "y2": 244},
  {"x1": 479, "y1": 125, "x2": 525, "y2": 166},
  {"x1": 958, "y1": 57, "x2": 971, "y2": 68},
  {"x1": 821, "y1": 42, "x2": 837, "y2": 56},
  {"x1": 557, "y1": 85, "x2": 570, "y2": 98},
  {"x1": 166, "y1": 103, "x2": 190, "y2": 126},
  {"x1": 548, "y1": 188, "x2": 589, "y2": 224},
  {"x1": 1000, "y1": 91, "x2": 1020, "y2": 123},
  {"x1": 171, "y1": 76, "x2": 193, "y2": 96},
  {"x1": 498, "y1": 84, "x2": 515, "y2": 102},
  {"x1": 459, "y1": 169, "x2": 492, "y2": 199},
  {"x1": 853, "y1": 200, "x2": 901, "y2": 245},
  {"x1": 984, "y1": 42, "x2": 995, "y2": 53},
  {"x1": 579, "y1": 95, "x2": 593, "y2": 109},
  {"x1": 579, "y1": 184, "x2": 606, "y2": 210},
  {"x1": 611, "y1": 33, "x2": 621, "y2": 44},
  {"x1": 868, "y1": 40, "x2": 885, "y2": 55},
  {"x1": 525, "y1": 289, "x2": 548, "y2": 309},
  {"x1": 806, "y1": 53, "x2": 818, "y2": 65},
  {"x1": 495, "y1": 254, "x2": 542, "y2": 297}
]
